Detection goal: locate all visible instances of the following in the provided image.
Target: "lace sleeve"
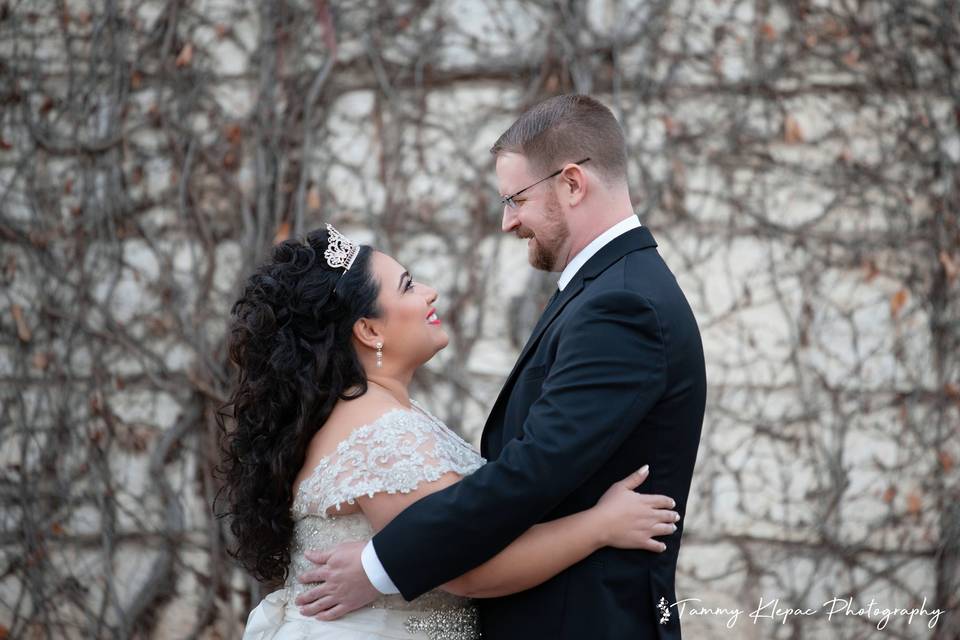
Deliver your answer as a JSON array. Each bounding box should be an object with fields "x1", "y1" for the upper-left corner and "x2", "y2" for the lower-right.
[{"x1": 293, "y1": 407, "x2": 485, "y2": 517}]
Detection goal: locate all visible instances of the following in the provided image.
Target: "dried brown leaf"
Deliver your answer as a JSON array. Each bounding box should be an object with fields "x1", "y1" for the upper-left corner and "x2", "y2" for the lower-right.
[
  {"x1": 905, "y1": 491, "x2": 922, "y2": 515},
  {"x1": 939, "y1": 451, "x2": 954, "y2": 472},
  {"x1": 662, "y1": 115, "x2": 681, "y2": 137},
  {"x1": 224, "y1": 123, "x2": 243, "y2": 144},
  {"x1": 939, "y1": 251, "x2": 957, "y2": 283},
  {"x1": 882, "y1": 486, "x2": 896, "y2": 504},
  {"x1": 11, "y1": 304, "x2": 31, "y2": 342},
  {"x1": 274, "y1": 221, "x2": 291, "y2": 244},
  {"x1": 175, "y1": 43, "x2": 194, "y2": 68},
  {"x1": 784, "y1": 114, "x2": 804, "y2": 144},
  {"x1": 307, "y1": 185, "x2": 321, "y2": 210},
  {"x1": 31, "y1": 351, "x2": 49, "y2": 370},
  {"x1": 890, "y1": 288, "x2": 908, "y2": 318}
]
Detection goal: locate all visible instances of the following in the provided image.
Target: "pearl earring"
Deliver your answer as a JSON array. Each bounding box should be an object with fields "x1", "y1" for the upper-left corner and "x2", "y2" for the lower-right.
[{"x1": 376, "y1": 342, "x2": 383, "y2": 368}]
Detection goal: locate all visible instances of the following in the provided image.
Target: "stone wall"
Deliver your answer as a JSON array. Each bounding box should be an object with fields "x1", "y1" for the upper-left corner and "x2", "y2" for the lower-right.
[{"x1": 1, "y1": 1, "x2": 957, "y2": 637}]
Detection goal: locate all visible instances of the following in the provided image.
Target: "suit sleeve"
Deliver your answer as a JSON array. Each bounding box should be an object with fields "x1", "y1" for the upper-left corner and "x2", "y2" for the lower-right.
[{"x1": 372, "y1": 289, "x2": 668, "y2": 600}]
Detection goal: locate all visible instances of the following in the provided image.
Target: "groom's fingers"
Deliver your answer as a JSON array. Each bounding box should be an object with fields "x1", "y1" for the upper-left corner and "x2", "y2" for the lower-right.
[
  {"x1": 294, "y1": 581, "x2": 334, "y2": 606},
  {"x1": 315, "y1": 603, "x2": 351, "y2": 621},
  {"x1": 305, "y1": 549, "x2": 332, "y2": 565},
  {"x1": 297, "y1": 565, "x2": 330, "y2": 585},
  {"x1": 294, "y1": 586, "x2": 323, "y2": 607},
  {"x1": 299, "y1": 594, "x2": 336, "y2": 617}
]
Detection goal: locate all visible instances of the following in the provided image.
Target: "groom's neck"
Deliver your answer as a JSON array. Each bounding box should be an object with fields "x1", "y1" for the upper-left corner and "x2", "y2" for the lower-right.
[{"x1": 561, "y1": 189, "x2": 635, "y2": 269}]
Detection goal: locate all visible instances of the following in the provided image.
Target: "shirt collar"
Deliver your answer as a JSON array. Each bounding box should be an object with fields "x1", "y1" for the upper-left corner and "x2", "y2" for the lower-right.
[{"x1": 557, "y1": 216, "x2": 641, "y2": 291}]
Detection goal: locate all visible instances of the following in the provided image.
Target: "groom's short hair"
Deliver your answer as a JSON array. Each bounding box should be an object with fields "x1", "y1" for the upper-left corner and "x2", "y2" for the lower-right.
[{"x1": 490, "y1": 94, "x2": 628, "y2": 185}]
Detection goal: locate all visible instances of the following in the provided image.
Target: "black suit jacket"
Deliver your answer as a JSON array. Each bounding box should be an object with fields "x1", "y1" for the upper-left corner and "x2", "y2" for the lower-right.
[{"x1": 373, "y1": 225, "x2": 706, "y2": 639}]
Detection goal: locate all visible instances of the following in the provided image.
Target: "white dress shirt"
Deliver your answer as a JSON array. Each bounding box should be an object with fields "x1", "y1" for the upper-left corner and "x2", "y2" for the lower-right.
[
  {"x1": 360, "y1": 214, "x2": 642, "y2": 595},
  {"x1": 557, "y1": 215, "x2": 640, "y2": 291}
]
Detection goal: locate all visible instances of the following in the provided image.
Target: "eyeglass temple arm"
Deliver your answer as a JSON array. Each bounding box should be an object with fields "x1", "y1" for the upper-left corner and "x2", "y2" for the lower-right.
[{"x1": 500, "y1": 157, "x2": 591, "y2": 203}]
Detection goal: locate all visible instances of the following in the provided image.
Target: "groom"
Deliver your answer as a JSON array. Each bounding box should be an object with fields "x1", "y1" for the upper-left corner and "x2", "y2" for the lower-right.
[{"x1": 297, "y1": 94, "x2": 706, "y2": 639}]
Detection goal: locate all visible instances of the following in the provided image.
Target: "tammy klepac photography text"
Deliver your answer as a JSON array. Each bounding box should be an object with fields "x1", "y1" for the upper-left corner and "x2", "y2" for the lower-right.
[{"x1": 669, "y1": 595, "x2": 945, "y2": 631}]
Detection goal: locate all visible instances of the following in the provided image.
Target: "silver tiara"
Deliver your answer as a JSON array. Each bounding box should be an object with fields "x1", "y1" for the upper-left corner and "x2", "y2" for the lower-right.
[{"x1": 324, "y1": 223, "x2": 360, "y2": 272}]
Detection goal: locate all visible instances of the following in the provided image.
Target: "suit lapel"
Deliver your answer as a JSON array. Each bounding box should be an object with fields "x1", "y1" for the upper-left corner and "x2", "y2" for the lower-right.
[
  {"x1": 480, "y1": 226, "x2": 659, "y2": 456},
  {"x1": 508, "y1": 278, "x2": 584, "y2": 381},
  {"x1": 481, "y1": 282, "x2": 585, "y2": 456}
]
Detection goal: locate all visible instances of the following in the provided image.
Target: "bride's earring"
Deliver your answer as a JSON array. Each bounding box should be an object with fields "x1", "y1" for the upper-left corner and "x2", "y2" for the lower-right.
[{"x1": 376, "y1": 342, "x2": 383, "y2": 368}]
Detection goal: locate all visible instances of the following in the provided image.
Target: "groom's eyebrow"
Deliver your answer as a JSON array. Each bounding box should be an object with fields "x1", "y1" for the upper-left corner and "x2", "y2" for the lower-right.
[{"x1": 398, "y1": 271, "x2": 410, "y2": 290}]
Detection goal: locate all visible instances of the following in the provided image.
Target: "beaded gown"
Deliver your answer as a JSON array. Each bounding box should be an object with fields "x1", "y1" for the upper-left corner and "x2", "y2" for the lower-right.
[{"x1": 242, "y1": 400, "x2": 485, "y2": 640}]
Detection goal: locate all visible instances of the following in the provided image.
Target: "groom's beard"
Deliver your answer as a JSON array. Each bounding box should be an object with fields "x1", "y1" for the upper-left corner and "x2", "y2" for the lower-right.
[{"x1": 519, "y1": 192, "x2": 569, "y2": 272}]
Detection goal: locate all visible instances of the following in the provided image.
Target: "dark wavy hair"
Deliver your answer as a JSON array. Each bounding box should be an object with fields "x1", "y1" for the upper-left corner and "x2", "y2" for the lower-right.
[{"x1": 216, "y1": 227, "x2": 381, "y2": 584}]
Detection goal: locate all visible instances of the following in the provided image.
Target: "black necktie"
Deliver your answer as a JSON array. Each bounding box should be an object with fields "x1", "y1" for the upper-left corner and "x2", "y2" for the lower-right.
[
  {"x1": 529, "y1": 287, "x2": 561, "y2": 337},
  {"x1": 544, "y1": 287, "x2": 560, "y2": 311}
]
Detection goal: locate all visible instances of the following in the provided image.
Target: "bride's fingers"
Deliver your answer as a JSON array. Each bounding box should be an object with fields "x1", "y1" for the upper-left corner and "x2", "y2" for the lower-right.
[
  {"x1": 618, "y1": 465, "x2": 650, "y2": 490},
  {"x1": 640, "y1": 539, "x2": 668, "y2": 552},
  {"x1": 651, "y1": 508, "x2": 680, "y2": 523},
  {"x1": 643, "y1": 494, "x2": 676, "y2": 510},
  {"x1": 649, "y1": 522, "x2": 678, "y2": 536}
]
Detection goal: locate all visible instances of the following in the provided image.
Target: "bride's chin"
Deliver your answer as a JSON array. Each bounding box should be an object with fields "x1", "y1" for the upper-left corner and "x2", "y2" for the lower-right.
[
  {"x1": 432, "y1": 331, "x2": 450, "y2": 352},
  {"x1": 418, "y1": 336, "x2": 449, "y2": 365}
]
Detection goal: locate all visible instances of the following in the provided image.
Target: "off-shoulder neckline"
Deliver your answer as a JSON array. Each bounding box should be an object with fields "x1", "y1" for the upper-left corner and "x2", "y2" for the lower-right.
[{"x1": 293, "y1": 401, "x2": 444, "y2": 506}]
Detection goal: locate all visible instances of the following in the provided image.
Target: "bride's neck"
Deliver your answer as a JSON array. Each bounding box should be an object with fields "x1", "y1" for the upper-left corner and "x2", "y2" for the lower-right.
[{"x1": 365, "y1": 375, "x2": 411, "y2": 406}]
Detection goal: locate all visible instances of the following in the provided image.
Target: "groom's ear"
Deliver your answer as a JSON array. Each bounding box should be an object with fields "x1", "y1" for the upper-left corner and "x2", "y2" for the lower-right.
[
  {"x1": 352, "y1": 318, "x2": 383, "y2": 350},
  {"x1": 560, "y1": 163, "x2": 587, "y2": 207}
]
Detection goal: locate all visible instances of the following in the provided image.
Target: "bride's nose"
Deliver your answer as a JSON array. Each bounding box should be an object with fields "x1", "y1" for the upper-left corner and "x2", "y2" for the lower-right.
[{"x1": 426, "y1": 287, "x2": 438, "y2": 305}]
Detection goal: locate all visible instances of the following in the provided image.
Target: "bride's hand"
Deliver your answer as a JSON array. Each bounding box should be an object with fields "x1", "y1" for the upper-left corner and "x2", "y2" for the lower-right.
[{"x1": 593, "y1": 466, "x2": 679, "y2": 552}]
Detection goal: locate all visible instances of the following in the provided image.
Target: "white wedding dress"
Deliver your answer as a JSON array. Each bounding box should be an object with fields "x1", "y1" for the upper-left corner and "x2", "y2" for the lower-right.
[{"x1": 242, "y1": 400, "x2": 485, "y2": 640}]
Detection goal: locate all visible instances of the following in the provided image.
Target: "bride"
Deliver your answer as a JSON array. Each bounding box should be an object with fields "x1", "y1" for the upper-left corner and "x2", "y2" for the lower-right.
[{"x1": 218, "y1": 225, "x2": 680, "y2": 639}]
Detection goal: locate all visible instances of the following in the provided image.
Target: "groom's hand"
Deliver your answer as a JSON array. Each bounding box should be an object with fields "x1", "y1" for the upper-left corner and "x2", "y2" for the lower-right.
[{"x1": 295, "y1": 541, "x2": 379, "y2": 620}]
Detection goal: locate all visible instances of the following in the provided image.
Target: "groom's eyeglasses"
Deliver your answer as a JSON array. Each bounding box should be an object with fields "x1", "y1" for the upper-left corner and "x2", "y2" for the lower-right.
[{"x1": 499, "y1": 157, "x2": 591, "y2": 210}]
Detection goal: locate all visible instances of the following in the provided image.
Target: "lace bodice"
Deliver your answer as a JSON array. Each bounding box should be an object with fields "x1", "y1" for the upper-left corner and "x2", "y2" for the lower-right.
[
  {"x1": 292, "y1": 400, "x2": 484, "y2": 517},
  {"x1": 283, "y1": 400, "x2": 485, "y2": 639}
]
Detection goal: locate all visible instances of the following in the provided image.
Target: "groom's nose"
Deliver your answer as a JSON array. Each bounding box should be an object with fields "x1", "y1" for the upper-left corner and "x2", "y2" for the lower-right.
[{"x1": 502, "y1": 206, "x2": 519, "y2": 233}]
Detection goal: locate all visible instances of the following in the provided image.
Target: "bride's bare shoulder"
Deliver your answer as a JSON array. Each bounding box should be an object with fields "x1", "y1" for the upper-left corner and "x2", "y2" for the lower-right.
[
  {"x1": 292, "y1": 389, "x2": 407, "y2": 501},
  {"x1": 308, "y1": 389, "x2": 406, "y2": 457}
]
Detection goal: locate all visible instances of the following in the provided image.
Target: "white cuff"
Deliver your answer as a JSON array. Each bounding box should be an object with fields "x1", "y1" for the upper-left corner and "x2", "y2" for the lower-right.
[{"x1": 361, "y1": 539, "x2": 400, "y2": 595}]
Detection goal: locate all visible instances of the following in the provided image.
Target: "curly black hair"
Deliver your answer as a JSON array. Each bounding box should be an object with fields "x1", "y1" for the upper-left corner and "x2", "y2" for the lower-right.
[{"x1": 216, "y1": 227, "x2": 381, "y2": 584}]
